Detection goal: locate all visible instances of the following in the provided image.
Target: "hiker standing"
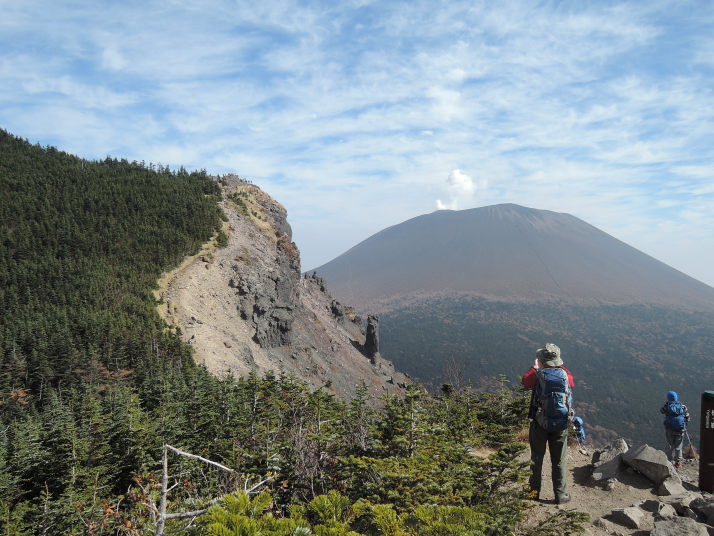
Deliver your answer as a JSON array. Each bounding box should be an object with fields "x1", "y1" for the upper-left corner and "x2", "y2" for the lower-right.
[
  {"x1": 521, "y1": 343, "x2": 574, "y2": 504},
  {"x1": 660, "y1": 391, "x2": 690, "y2": 468}
]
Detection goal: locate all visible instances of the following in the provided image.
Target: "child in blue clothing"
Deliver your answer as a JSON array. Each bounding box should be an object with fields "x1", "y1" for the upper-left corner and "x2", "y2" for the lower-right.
[{"x1": 659, "y1": 391, "x2": 689, "y2": 468}]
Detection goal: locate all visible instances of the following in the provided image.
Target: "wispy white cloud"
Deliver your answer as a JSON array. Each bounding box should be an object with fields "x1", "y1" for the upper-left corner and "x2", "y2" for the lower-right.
[{"x1": 1, "y1": 0, "x2": 713, "y2": 285}]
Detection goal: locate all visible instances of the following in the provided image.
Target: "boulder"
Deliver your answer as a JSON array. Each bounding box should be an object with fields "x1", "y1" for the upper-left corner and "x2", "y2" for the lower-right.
[
  {"x1": 651, "y1": 517, "x2": 709, "y2": 536},
  {"x1": 593, "y1": 438, "x2": 629, "y2": 465},
  {"x1": 691, "y1": 497, "x2": 714, "y2": 525},
  {"x1": 610, "y1": 506, "x2": 647, "y2": 529},
  {"x1": 657, "y1": 477, "x2": 688, "y2": 496},
  {"x1": 657, "y1": 504, "x2": 678, "y2": 519},
  {"x1": 593, "y1": 457, "x2": 626, "y2": 482},
  {"x1": 640, "y1": 499, "x2": 678, "y2": 519},
  {"x1": 640, "y1": 499, "x2": 664, "y2": 513},
  {"x1": 622, "y1": 444, "x2": 678, "y2": 485},
  {"x1": 592, "y1": 438, "x2": 629, "y2": 482},
  {"x1": 666, "y1": 493, "x2": 704, "y2": 516}
]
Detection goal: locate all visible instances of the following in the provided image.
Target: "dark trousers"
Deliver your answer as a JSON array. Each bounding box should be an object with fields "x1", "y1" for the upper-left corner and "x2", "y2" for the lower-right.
[{"x1": 529, "y1": 420, "x2": 569, "y2": 499}]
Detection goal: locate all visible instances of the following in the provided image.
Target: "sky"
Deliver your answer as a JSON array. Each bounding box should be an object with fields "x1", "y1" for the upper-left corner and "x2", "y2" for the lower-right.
[{"x1": 2, "y1": 0, "x2": 713, "y2": 287}]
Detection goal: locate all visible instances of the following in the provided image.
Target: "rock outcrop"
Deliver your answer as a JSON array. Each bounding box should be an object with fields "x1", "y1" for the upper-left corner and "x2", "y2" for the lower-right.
[
  {"x1": 622, "y1": 444, "x2": 680, "y2": 487},
  {"x1": 364, "y1": 315, "x2": 380, "y2": 363},
  {"x1": 651, "y1": 517, "x2": 709, "y2": 536},
  {"x1": 587, "y1": 440, "x2": 714, "y2": 535},
  {"x1": 158, "y1": 174, "x2": 408, "y2": 399},
  {"x1": 591, "y1": 438, "x2": 629, "y2": 482}
]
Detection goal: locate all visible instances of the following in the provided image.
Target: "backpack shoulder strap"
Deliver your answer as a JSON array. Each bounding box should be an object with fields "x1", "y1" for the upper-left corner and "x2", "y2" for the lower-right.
[{"x1": 535, "y1": 368, "x2": 547, "y2": 395}]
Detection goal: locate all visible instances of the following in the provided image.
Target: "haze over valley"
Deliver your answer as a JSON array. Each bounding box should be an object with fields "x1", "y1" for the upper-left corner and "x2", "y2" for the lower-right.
[{"x1": 315, "y1": 204, "x2": 714, "y2": 445}]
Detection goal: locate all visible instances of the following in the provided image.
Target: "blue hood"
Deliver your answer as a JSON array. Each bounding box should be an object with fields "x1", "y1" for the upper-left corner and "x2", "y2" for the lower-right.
[{"x1": 667, "y1": 391, "x2": 679, "y2": 402}]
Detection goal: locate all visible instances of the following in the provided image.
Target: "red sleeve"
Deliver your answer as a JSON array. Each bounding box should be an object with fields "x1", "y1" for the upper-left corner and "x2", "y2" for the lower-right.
[
  {"x1": 521, "y1": 367, "x2": 537, "y2": 390},
  {"x1": 522, "y1": 366, "x2": 574, "y2": 389}
]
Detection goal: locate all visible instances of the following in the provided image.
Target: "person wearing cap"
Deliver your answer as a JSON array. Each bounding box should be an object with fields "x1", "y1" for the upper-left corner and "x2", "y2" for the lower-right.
[
  {"x1": 521, "y1": 343, "x2": 574, "y2": 504},
  {"x1": 659, "y1": 391, "x2": 690, "y2": 468}
]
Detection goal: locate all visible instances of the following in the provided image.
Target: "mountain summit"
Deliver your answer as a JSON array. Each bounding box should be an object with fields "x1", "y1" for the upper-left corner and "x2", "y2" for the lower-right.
[
  {"x1": 315, "y1": 204, "x2": 714, "y2": 312},
  {"x1": 315, "y1": 204, "x2": 714, "y2": 445}
]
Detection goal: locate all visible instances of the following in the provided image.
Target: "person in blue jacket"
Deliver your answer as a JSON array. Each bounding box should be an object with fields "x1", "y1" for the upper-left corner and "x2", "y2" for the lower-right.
[{"x1": 659, "y1": 391, "x2": 690, "y2": 468}]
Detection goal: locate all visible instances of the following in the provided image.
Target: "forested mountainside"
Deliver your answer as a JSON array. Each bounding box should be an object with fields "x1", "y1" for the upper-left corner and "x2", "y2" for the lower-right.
[
  {"x1": 379, "y1": 298, "x2": 714, "y2": 446},
  {"x1": 0, "y1": 130, "x2": 591, "y2": 535}
]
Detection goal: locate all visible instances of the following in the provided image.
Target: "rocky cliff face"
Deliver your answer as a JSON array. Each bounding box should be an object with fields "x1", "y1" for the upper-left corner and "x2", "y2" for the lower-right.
[{"x1": 159, "y1": 174, "x2": 407, "y2": 399}]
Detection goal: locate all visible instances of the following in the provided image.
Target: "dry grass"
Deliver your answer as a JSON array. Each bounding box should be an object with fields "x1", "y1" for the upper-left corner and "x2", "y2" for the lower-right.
[
  {"x1": 228, "y1": 185, "x2": 274, "y2": 236},
  {"x1": 153, "y1": 221, "x2": 229, "y2": 324},
  {"x1": 469, "y1": 446, "x2": 498, "y2": 459},
  {"x1": 514, "y1": 425, "x2": 530, "y2": 443}
]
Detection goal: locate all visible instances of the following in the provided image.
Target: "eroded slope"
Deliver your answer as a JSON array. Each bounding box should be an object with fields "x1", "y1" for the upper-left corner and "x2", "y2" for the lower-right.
[{"x1": 158, "y1": 175, "x2": 407, "y2": 399}]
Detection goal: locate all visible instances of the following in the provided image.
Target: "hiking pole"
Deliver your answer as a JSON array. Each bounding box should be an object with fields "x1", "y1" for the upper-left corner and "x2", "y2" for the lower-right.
[{"x1": 685, "y1": 429, "x2": 695, "y2": 451}]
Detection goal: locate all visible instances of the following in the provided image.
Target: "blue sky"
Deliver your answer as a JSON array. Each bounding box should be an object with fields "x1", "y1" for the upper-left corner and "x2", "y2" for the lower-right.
[{"x1": 2, "y1": 0, "x2": 714, "y2": 287}]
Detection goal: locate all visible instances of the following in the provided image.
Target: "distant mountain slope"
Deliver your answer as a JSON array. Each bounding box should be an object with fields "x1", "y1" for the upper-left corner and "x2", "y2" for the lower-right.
[
  {"x1": 315, "y1": 204, "x2": 714, "y2": 312},
  {"x1": 315, "y1": 205, "x2": 714, "y2": 445}
]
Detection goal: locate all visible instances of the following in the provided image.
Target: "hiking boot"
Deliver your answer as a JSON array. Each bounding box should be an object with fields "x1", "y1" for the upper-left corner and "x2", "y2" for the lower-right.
[{"x1": 556, "y1": 493, "x2": 571, "y2": 504}]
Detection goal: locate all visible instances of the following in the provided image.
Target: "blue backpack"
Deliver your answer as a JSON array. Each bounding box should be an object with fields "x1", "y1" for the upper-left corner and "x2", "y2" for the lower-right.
[
  {"x1": 664, "y1": 401, "x2": 686, "y2": 432},
  {"x1": 534, "y1": 368, "x2": 572, "y2": 432}
]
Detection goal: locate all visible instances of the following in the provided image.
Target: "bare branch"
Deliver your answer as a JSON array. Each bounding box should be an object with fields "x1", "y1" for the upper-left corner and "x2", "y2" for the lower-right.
[
  {"x1": 163, "y1": 495, "x2": 224, "y2": 520},
  {"x1": 246, "y1": 477, "x2": 272, "y2": 493},
  {"x1": 163, "y1": 508, "x2": 208, "y2": 520},
  {"x1": 165, "y1": 444, "x2": 236, "y2": 474}
]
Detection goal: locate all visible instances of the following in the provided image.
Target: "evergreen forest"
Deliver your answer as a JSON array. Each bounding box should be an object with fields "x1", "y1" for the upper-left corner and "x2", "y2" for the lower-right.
[
  {"x1": 0, "y1": 130, "x2": 587, "y2": 535},
  {"x1": 381, "y1": 296, "x2": 714, "y2": 446}
]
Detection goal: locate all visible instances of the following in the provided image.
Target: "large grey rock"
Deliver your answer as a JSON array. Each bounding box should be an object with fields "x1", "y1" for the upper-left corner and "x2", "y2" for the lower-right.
[
  {"x1": 593, "y1": 438, "x2": 629, "y2": 465},
  {"x1": 622, "y1": 444, "x2": 679, "y2": 485},
  {"x1": 657, "y1": 503, "x2": 678, "y2": 519},
  {"x1": 640, "y1": 499, "x2": 664, "y2": 513},
  {"x1": 610, "y1": 506, "x2": 647, "y2": 529},
  {"x1": 666, "y1": 493, "x2": 704, "y2": 516},
  {"x1": 592, "y1": 438, "x2": 629, "y2": 482},
  {"x1": 657, "y1": 477, "x2": 687, "y2": 496},
  {"x1": 592, "y1": 457, "x2": 626, "y2": 482},
  {"x1": 651, "y1": 517, "x2": 708, "y2": 536},
  {"x1": 640, "y1": 499, "x2": 678, "y2": 519},
  {"x1": 691, "y1": 497, "x2": 714, "y2": 524}
]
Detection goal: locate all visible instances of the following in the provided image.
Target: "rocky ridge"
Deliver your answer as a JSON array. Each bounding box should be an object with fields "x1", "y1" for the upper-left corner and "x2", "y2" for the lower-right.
[
  {"x1": 524, "y1": 438, "x2": 713, "y2": 536},
  {"x1": 158, "y1": 174, "x2": 407, "y2": 398}
]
